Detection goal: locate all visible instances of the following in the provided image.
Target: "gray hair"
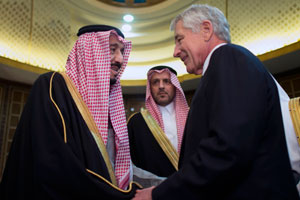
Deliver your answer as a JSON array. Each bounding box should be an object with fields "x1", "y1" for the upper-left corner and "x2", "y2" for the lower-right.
[{"x1": 170, "y1": 4, "x2": 231, "y2": 43}]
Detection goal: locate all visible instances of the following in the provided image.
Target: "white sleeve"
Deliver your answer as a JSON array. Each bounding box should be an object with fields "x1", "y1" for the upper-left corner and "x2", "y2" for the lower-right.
[
  {"x1": 274, "y1": 79, "x2": 300, "y2": 175},
  {"x1": 132, "y1": 164, "x2": 167, "y2": 188}
]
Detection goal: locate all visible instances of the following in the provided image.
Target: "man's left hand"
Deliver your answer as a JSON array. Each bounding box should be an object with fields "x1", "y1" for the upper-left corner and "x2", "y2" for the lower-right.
[{"x1": 132, "y1": 186, "x2": 155, "y2": 200}]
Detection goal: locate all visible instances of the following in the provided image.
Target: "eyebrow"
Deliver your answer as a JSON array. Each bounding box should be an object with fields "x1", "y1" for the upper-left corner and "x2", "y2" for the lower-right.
[
  {"x1": 174, "y1": 34, "x2": 182, "y2": 41},
  {"x1": 152, "y1": 77, "x2": 170, "y2": 81},
  {"x1": 110, "y1": 43, "x2": 118, "y2": 47},
  {"x1": 110, "y1": 43, "x2": 124, "y2": 49}
]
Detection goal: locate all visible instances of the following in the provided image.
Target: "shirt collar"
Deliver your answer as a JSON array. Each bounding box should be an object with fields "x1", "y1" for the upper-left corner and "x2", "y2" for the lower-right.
[
  {"x1": 202, "y1": 43, "x2": 227, "y2": 75},
  {"x1": 158, "y1": 101, "x2": 175, "y2": 114}
]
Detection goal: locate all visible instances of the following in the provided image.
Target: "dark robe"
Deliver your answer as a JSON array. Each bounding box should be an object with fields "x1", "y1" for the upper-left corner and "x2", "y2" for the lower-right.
[
  {"x1": 152, "y1": 44, "x2": 299, "y2": 199},
  {"x1": 0, "y1": 72, "x2": 139, "y2": 200},
  {"x1": 128, "y1": 112, "x2": 176, "y2": 177}
]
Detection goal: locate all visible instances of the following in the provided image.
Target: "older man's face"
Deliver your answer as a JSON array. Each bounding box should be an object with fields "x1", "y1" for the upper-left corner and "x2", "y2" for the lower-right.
[
  {"x1": 173, "y1": 20, "x2": 210, "y2": 75},
  {"x1": 109, "y1": 34, "x2": 124, "y2": 85}
]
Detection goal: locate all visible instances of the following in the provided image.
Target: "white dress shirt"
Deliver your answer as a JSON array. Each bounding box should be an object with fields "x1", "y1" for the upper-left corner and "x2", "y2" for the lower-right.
[
  {"x1": 158, "y1": 102, "x2": 178, "y2": 151},
  {"x1": 273, "y1": 77, "x2": 300, "y2": 194}
]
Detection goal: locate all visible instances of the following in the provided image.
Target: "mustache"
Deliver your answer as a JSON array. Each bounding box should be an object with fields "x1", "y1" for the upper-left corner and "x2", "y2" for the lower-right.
[
  {"x1": 158, "y1": 89, "x2": 168, "y2": 95},
  {"x1": 111, "y1": 63, "x2": 122, "y2": 69}
]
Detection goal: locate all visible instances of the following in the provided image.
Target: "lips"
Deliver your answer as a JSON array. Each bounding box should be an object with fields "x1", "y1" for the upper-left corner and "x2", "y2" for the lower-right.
[
  {"x1": 111, "y1": 64, "x2": 121, "y2": 77},
  {"x1": 181, "y1": 55, "x2": 188, "y2": 63},
  {"x1": 158, "y1": 92, "x2": 167, "y2": 96},
  {"x1": 111, "y1": 65, "x2": 120, "y2": 72}
]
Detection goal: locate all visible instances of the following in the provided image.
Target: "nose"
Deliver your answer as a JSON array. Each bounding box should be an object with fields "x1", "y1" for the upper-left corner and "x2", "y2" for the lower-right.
[
  {"x1": 159, "y1": 80, "x2": 165, "y2": 89},
  {"x1": 113, "y1": 50, "x2": 124, "y2": 64},
  {"x1": 173, "y1": 45, "x2": 180, "y2": 58}
]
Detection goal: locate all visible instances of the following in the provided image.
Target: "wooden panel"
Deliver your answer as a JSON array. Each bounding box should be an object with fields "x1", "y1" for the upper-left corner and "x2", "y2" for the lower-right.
[
  {"x1": 0, "y1": 86, "x2": 30, "y2": 179},
  {"x1": 123, "y1": 94, "x2": 145, "y2": 120},
  {"x1": 0, "y1": 87, "x2": 2, "y2": 108}
]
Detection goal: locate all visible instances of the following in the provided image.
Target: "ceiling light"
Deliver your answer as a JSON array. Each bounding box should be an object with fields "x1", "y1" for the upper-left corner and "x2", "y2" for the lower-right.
[
  {"x1": 122, "y1": 24, "x2": 132, "y2": 32},
  {"x1": 123, "y1": 14, "x2": 134, "y2": 23}
]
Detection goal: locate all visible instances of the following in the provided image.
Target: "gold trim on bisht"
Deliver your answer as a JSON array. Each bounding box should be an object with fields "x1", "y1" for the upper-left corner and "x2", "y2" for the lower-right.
[
  {"x1": 140, "y1": 107, "x2": 179, "y2": 171},
  {"x1": 50, "y1": 72, "x2": 67, "y2": 143},
  {"x1": 58, "y1": 72, "x2": 118, "y2": 186},
  {"x1": 289, "y1": 97, "x2": 300, "y2": 146}
]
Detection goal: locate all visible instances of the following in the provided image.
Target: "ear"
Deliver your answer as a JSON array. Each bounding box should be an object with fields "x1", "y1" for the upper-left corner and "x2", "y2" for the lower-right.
[{"x1": 201, "y1": 20, "x2": 213, "y2": 41}]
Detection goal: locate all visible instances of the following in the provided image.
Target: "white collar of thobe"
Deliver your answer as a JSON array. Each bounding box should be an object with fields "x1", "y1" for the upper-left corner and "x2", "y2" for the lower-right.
[
  {"x1": 158, "y1": 101, "x2": 175, "y2": 115},
  {"x1": 202, "y1": 43, "x2": 227, "y2": 75},
  {"x1": 271, "y1": 75, "x2": 290, "y2": 101}
]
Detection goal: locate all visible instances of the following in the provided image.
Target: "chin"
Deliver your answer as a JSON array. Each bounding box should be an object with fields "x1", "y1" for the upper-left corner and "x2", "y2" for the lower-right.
[{"x1": 186, "y1": 68, "x2": 194, "y2": 74}]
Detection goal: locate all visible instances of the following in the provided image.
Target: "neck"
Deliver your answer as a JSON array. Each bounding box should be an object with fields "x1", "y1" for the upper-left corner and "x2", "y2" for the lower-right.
[
  {"x1": 158, "y1": 101, "x2": 174, "y2": 109},
  {"x1": 207, "y1": 35, "x2": 227, "y2": 53}
]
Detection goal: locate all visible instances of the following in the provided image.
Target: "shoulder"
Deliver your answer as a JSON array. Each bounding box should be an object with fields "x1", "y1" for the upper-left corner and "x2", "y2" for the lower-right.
[
  {"x1": 33, "y1": 72, "x2": 67, "y2": 93},
  {"x1": 30, "y1": 72, "x2": 55, "y2": 92},
  {"x1": 34, "y1": 72, "x2": 64, "y2": 85},
  {"x1": 215, "y1": 44, "x2": 261, "y2": 64},
  {"x1": 211, "y1": 43, "x2": 265, "y2": 75},
  {"x1": 127, "y1": 112, "x2": 142, "y2": 124},
  {"x1": 32, "y1": 72, "x2": 69, "y2": 100},
  {"x1": 215, "y1": 44, "x2": 254, "y2": 57}
]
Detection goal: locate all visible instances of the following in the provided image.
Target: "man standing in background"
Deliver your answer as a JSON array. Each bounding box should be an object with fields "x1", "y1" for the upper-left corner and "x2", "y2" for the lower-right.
[{"x1": 128, "y1": 66, "x2": 189, "y2": 186}]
